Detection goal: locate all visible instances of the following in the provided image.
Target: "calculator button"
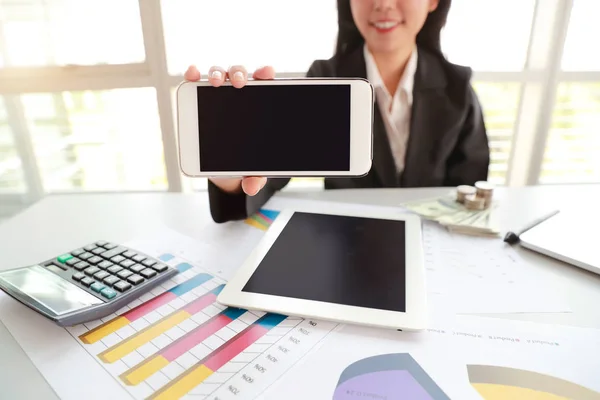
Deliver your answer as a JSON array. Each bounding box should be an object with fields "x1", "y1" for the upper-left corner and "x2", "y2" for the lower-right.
[
  {"x1": 114, "y1": 281, "x2": 132, "y2": 292},
  {"x1": 132, "y1": 255, "x2": 146, "y2": 263},
  {"x1": 94, "y1": 271, "x2": 110, "y2": 281},
  {"x1": 107, "y1": 265, "x2": 123, "y2": 274},
  {"x1": 84, "y1": 266, "x2": 100, "y2": 276},
  {"x1": 57, "y1": 254, "x2": 73, "y2": 263},
  {"x1": 126, "y1": 275, "x2": 144, "y2": 285},
  {"x1": 100, "y1": 247, "x2": 127, "y2": 259},
  {"x1": 140, "y1": 268, "x2": 157, "y2": 279},
  {"x1": 151, "y1": 263, "x2": 168, "y2": 272},
  {"x1": 92, "y1": 247, "x2": 105, "y2": 255},
  {"x1": 80, "y1": 277, "x2": 94, "y2": 287},
  {"x1": 66, "y1": 258, "x2": 80, "y2": 267},
  {"x1": 111, "y1": 255, "x2": 126, "y2": 264},
  {"x1": 79, "y1": 252, "x2": 93, "y2": 260},
  {"x1": 120, "y1": 259, "x2": 135, "y2": 268},
  {"x1": 96, "y1": 241, "x2": 108, "y2": 247},
  {"x1": 72, "y1": 272, "x2": 85, "y2": 281},
  {"x1": 74, "y1": 261, "x2": 89, "y2": 271},
  {"x1": 103, "y1": 243, "x2": 117, "y2": 250},
  {"x1": 84, "y1": 244, "x2": 96, "y2": 251},
  {"x1": 88, "y1": 256, "x2": 103, "y2": 265},
  {"x1": 46, "y1": 261, "x2": 67, "y2": 271},
  {"x1": 71, "y1": 248, "x2": 85, "y2": 256},
  {"x1": 98, "y1": 261, "x2": 113, "y2": 270},
  {"x1": 100, "y1": 287, "x2": 117, "y2": 299},
  {"x1": 90, "y1": 282, "x2": 105, "y2": 293},
  {"x1": 123, "y1": 251, "x2": 137, "y2": 258},
  {"x1": 129, "y1": 264, "x2": 145, "y2": 273},
  {"x1": 142, "y1": 259, "x2": 157, "y2": 267},
  {"x1": 103, "y1": 275, "x2": 120, "y2": 286},
  {"x1": 117, "y1": 269, "x2": 133, "y2": 279}
]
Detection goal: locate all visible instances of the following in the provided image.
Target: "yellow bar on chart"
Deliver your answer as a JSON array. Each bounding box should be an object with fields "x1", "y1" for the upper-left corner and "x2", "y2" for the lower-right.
[
  {"x1": 244, "y1": 217, "x2": 267, "y2": 230},
  {"x1": 99, "y1": 310, "x2": 190, "y2": 363},
  {"x1": 151, "y1": 365, "x2": 213, "y2": 400},
  {"x1": 80, "y1": 316, "x2": 130, "y2": 344},
  {"x1": 121, "y1": 356, "x2": 170, "y2": 385}
]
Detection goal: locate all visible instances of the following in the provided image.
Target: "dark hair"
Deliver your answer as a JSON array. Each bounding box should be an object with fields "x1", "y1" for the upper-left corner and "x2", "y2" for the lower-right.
[{"x1": 335, "y1": 0, "x2": 452, "y2": 56}]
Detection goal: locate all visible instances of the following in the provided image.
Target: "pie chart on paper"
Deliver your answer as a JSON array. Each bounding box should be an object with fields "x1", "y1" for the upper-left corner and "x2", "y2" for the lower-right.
[
  {"x1": 332, "y1": 353, "x2": 450, "y2": 400},
  {"x1": 467, "y1": 364, "x2": 600, "y2": 400}
]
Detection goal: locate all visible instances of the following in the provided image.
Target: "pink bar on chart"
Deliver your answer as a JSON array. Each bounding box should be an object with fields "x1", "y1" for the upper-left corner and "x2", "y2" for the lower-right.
[
  {"x1": 255, "y1": 212, "x2": 272, "y2": 224},
  {"x1": 183, "y1": 293, "x2": 218, "y2": 315},
  {"x1": 125, "y1": 292, "x2": 177, "y2": 321},
  {"x1": 162, "y1": 314, "x2": 233, "y2": 362},
  {"x1": 203, "y1": 325, "x2": 269, "y2": 371}
]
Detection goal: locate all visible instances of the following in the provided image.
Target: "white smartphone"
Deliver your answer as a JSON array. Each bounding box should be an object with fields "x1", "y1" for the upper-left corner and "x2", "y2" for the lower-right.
[{"x1": 176, "y1": 78, "x2": 374, "y2": 177}]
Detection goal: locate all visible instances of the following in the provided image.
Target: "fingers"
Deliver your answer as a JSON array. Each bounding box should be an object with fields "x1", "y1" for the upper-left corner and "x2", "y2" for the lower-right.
[
  {"x1": 184, "y1": 65, "x2": 201, "y2": 81},
  {"x1": 228, "y1": 65, "x2": 248, "y2": 88},
  {"x1": 253, "y1": 66, "x2": 276, "y2": 80},
  {"x1": 211, "y1": 176, "x2": 266, "y2": 195},
  {"x1": 187, "y1": 64, "x2": 275, "y2": 88},
  {"x1": 241, "y1": 177, "x2": 267, "y2": 196},
  {"x1": 208, "y1": 66, "x2": 227, "y2": 87}
]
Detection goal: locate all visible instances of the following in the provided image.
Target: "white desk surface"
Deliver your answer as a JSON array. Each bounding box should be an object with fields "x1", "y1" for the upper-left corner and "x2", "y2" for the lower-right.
[{"x1": 1, "y1": 184, "x2": 599, "y2": 399}]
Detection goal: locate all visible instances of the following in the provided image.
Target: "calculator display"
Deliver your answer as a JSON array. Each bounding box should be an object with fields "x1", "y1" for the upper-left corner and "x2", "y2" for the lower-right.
[{"x1": 0, "y1": 265, "x2": 102, "y2": 316}]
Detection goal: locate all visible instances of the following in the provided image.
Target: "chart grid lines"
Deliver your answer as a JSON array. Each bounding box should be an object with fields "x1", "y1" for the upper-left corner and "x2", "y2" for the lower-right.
[
  {"x1": 80, "y1": 264, "x2": 213, "y2": 344},
  {"x1": 99, "y1": 285, "x2": 226, "y2": 363},
  {"x1": 148, "y1": 314, "x2": 288, "y2": 399},
  {"x1": 65, "y1": 247, "x2": 338, "y2": 400},
  {"x1": 120, "y1": 307, "x2": 247, "y2": 385}
]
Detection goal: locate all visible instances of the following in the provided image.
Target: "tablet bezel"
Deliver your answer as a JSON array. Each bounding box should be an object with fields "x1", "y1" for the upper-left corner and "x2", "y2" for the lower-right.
[{"x1": 217, "y1": 206, "x2": 427, "y2": 331}]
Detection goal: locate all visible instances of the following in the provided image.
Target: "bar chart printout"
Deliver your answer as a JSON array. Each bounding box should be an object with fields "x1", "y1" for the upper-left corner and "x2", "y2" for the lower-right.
[{"x1": 66, "y1": 253, "x2": 337, "y2": 400}]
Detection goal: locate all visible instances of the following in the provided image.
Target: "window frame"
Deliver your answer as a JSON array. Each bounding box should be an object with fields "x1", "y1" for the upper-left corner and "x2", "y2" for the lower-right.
[{"x1": 0, "y1": 0, "x2": 598, "y2": 208}]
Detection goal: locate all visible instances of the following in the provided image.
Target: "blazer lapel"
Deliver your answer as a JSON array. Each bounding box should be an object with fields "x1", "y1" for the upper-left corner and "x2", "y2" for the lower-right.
[
  {"x1": 372, "y1": 104, "x2": 398, "y2": 186},
  {"x1": 401, "y1": 50, "x2": 453, "y2": 187},
  {"x1": 335, "y1": 46, "x2": 397, "y2": 187}
]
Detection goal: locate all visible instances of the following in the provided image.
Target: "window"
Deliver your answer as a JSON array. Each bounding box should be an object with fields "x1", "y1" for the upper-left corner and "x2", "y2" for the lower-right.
[
  {"x1": 19, "y1": 88, "x2": 167, "y2": 191},
  {"x1": 441, "y1": 0, "x2": 536, "y2": 71},
  {"x1": 0, "y1": 0, "x2": 598, "y2": 221},
  {"x1": 539, "y1": 83, "x2": 600, "y2": 183},
  {"x1": 471, "y1": 83, "x2": 522, "y2": 185},
  {"x1": 0, "y1": 98, "x2": 26, "y2": 193},
  {"x1": 0, "y1": 0, "x2": 145, "y2": 67},
  {"x1": 561, "y1": 0, "x2": 600, "y2": 71},
  {"x1": 440, "y1": 0, "x2": 536, "y2": 185},
  {"x1": 538, "y1": 0, "x2": 600, "y2": 184},
  {"x1": 160, "y1": 0, "x2": 338, "y2": 75},
  {"x1": 0, "y1": 0, "x2": 173, "y2": 204}
]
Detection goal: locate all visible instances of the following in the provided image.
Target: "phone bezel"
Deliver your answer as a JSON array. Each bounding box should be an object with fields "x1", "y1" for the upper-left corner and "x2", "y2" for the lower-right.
[{"x1": 176, "y1": 78, "x2": 374, "y2": 177}]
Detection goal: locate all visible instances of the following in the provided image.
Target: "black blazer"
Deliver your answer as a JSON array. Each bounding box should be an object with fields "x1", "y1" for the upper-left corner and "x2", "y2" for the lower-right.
[{"x1": 207, "y1": 45, "x2": 490, "y2": 223}]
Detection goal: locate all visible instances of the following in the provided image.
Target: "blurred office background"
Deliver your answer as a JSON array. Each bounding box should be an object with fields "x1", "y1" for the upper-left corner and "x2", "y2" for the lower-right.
[{"x1": 0, "y1": 0, "x2": 598, "y2": 222}]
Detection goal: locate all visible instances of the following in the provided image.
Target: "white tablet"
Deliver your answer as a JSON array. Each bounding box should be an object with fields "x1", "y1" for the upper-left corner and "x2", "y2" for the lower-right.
[{"x1": 217, "y1": 206, "x2": 427, "y2": 331}]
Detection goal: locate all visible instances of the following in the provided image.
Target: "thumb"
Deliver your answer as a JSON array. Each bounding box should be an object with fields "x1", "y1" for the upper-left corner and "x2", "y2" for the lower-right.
[{"x1": 241, "y1": 177, "x2": 267, "y2": 196}]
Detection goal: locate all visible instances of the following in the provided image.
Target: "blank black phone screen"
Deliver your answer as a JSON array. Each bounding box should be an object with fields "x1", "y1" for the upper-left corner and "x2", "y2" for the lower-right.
[
  {"x1": 241, "y1": 212, "x2": 407, "y2": 313},
  {"x1": 196, "y1": 84, "x2": 351, "y2": 171}
]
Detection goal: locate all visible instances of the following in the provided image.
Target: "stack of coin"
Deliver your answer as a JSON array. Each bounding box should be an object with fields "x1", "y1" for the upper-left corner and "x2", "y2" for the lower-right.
[
  {"x1": 464, "y1": 194, "x2": 486, "y2": 210},
  {"x1": 456, "y1": 185, "x2": 476, "y2": 203},
  {"x1": 475, "y1": 181, "x2": 494, "y2": 207}
]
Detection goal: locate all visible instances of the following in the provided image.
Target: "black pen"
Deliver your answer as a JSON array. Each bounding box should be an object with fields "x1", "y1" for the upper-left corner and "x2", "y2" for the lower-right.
[{"x1": 503, "y1": 209, "x2": 560, "y2": 244}]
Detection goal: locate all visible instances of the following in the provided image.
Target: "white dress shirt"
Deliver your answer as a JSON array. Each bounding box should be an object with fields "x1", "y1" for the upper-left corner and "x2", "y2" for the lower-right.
[{"x1": 363, "y1": 45, "x2": 418, "y2": 174}]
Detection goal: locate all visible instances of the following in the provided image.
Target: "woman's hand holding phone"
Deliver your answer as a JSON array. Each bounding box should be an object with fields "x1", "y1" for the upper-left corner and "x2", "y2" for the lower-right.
[{"x1": 183, "y1": 64, "x2": 274, "y2": 196}]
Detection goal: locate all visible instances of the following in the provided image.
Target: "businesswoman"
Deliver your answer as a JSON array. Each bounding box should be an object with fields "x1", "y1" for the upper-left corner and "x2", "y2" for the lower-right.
[{"x1": 184, "y1": 0, "x2": 490, "y2": 223}]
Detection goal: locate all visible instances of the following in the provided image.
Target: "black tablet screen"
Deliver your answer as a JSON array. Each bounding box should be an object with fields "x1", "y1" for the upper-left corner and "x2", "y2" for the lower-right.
[{"x1": 241, "y1": 212, "x2": 406, "y2": 312}]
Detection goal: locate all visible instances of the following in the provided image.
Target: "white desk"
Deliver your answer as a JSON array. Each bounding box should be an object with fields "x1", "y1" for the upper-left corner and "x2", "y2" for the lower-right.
[{"x1": 1, "y1": 184, "x2": 599, "y2": 399}]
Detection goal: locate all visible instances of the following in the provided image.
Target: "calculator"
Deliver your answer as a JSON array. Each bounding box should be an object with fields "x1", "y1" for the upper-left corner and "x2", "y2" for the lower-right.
[{"x1": 0, "y1": 240, "x2": 178, "y2": 327}]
